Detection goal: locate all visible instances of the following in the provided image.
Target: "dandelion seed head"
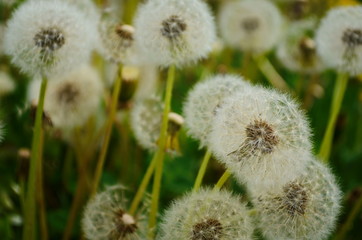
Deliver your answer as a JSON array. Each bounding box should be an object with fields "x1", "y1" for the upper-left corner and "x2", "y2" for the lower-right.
[
  {"x1": 209, "y1": 87, "x2": 312, "y2": 191},
  {"x1": 219, "y1": 0, "x2": 283, "y2": 53},
  {"x1": 134, "y1": 0, "x2": 216, "y2": 67},
  {"x1": 43, "y1": 65, "x2": 102, "y2": 129},
  {"x1": 252, "y1": 159, "x2": 342, "y2": 240},
  {"x1": 4, "y1": 0, "x2": 97, "y2": 77},
  {"x1": 316, "y1": 6, "x2": 362, "y2": 75},
  {"x1": 159, "y1": 189, "x2": 254, "y2": 240},
  {"x1": 82, "y1": 185, "x2": 146, "y2": 240},
  {"x1": 183, "y1": 74, "x2": 250, "y2": 148}
]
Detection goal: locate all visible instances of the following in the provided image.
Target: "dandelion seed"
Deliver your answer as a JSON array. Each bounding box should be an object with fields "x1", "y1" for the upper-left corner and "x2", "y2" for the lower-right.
[
  {"x1": 159, "y1": 188, "x2": 254, "y2": 240},
  {"x1": 82, "y1": 185, "x2": 147, "y2": 240},
  {"x1": 134, "y1": 0, "x2": 216, "y2": 67},
  {"x1": 252, "y1": 159, "x2": 342, "y2": 240},
  {"x1": 277, "y1": 19, "x2": 325, "y2": 73},
  {"x1": 219, "y1": 0, "x2": 283, "y2": 53},
  {"x1": 316, "y1": 6, "x2": 362, "y2": 75},
  {"x1": 183, "y1": 74, "x2": 251, "y2": 148},
  {"x1": 209, "y1": 87, "x2": 312, "y2": 190},
  {"x1": 4, "y1": 0, "x2": 97, "y2": 77}
]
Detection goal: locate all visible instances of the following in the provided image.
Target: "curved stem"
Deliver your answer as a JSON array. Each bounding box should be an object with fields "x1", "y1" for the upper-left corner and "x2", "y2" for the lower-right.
[
  {"x1": 23, "y1": 77, "x2": 48, "y2": 240},
  {"x1": 129, "y1": 155, "x2": 157, "y2": 215},
  {"x1": 318, "y1": 73, "x2": 349, "y2": 163},
  {"x1": 193, "y1": 150, "x2": 212, "y2": 191},
  {"x1": 91, "y1": 64, "x2": 123, "y2": 196},
  {"x1": 254, "y1": 55, "x2": 290, "y2": 92},
  {"x1": 213, "y1": 170, "x2": 231, "y2": 191},
  {"x1": 148, "y1": 65, "x2": 176, "y2": 239}
]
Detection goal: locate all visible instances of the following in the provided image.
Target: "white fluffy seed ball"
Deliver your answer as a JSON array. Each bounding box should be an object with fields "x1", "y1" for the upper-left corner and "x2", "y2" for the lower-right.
[
  {"x1": 316, "y1": 6, "x2": 362, "y2": 76},
  {"x1": 159, "y1": 188, "x2": 254, "y2": 240},
  {"x1": 134, "y1": 0, "x2": 216, "y2": 67},
  {"x1": 209, "y1": 87, "x2": 312, "y2": 191},
  {"x1": 43, "y1": 65, "x2": 103, "y2": 129},
  {"x1": 219, "y1": 0, "x2": 283, "y2": 53},
  {"x1": 252, "y1": 158, "x2": 342, "y2": 240},
  {"x1": 183, "y1": 74, "x2": 251, "y2": 148},
  {"x1": 4, "y1": 0, "x2": 97, "y2": 77}
]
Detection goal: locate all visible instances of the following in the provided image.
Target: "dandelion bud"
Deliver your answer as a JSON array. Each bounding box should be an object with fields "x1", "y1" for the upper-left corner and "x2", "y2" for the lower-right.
[
  {"x1": 209, "y1": 87, "x2": 312, "y2": 190},
  {"x1": 219, "y1": 0, "x2": 283, "y2": 53},
  {"x1": 42, "y1": 65, "x2": 103, "y2": 129},
  {"x1": 82, "y1": 185, "x2": 146, "y2": 240},
  {"x1": 252, "y1": 159, "x2": 342, "y2": 240},
  {"x1": 134, "y1": 0, "x2": 216, "y2": 67},
  {"x1": 277, "y1": 19, "x2": 324, "y2": 73},
  {"x1": 316, "y1": 6, "x2": 362, "y2": 75},
  {"x1": 4, "y1": 0, "x2": 98, "y2": 77},
  {"x1": 159, "y1": 188, "x2": 254, "y2": 240},
  {"x1": 183, "y1": 74, "x2": 251, "y2": 148}
]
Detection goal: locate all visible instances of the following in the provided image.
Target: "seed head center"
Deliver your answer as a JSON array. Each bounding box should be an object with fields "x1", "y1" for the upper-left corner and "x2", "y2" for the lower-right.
[
  {"x1": 110, "y1": 209, "x2": 138, "y2": 239},
  {"x1": 57, "y1": 83, "x2": 80, "y2": 105},
  {"x1": 34, "y1": 28, "x2": 65, "y2": 52},
  {"x1": 192, "y1": 218, "x2": 223, "y2": 240},
  {"x1": 342, "y1": 28, "x2": 362, "y2": 48},
  {"x1": 241, "y1": 17, "x2": 260, "y2": 33},
  {"x1": 283, "y1": 182, "x2": 308, "y2": 216},
  {"x1": 161, "y1": 15, "x2": 187, "y2": 40},
  {"x1": 245, "y1": 119, "x2": 279, "y2": 154}
]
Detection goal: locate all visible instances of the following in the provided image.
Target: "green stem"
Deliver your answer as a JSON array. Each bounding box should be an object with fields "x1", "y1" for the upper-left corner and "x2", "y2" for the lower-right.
[
  {"x1": 23, "y1": 77, "x2": 48, "y2": 240},
  {"x1": 193, "y1": 150, "x2": 212, "y2": 191},
  {"x1": 129, "y1": 155, "x2": 157, "y2": 215},
  {"x1": 213, "y1": 170, "x2": 231, "y2": 191},
  {"x1": 91, "y1": 64, "x2": 123, "y2": 196},
  {"x1": 254, "y1": 55, "x2": 290, "y2": 92},
  {"x1": 318, "y1": 73, "x2": 349, "y2": 163},
  {"x1": 334, "y1": 194, "x2": 362, "y2": 240},
  {"x1": 148, "y1": 65, "x2": 176, "y2": 239}
]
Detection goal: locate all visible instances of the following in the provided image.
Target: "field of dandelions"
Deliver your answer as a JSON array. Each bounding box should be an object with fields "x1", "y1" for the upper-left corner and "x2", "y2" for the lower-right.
[{"x1": 1, "y1": 0, "x2": 362, "y2": 239}]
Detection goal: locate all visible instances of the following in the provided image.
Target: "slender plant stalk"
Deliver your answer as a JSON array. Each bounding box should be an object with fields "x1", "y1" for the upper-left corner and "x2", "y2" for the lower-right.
[
  {"x1": 213, "y1": 170, "x2": 231, "y2": 191},
  {"x1": 23, "y1": 77, "x2": 48, "y2": 240},
  {"x1": 91, "y1": 64, "x2": 123, "y2": 196},
  {"x1": 254, "y1": 55, "x2": 290, "y2": 92},
  {"x1": 148, "y1": 65, "x2": 176, "y2": 239},
  {"x1": 318, "y1": 73, "x2": 349, "y2": 162},
  {"x1": 129, "y1": 155, "x2": 157, "y2": 215},
  {"x1": 334, "y1": 194, "x2": 362, "y2": 240},
  {"x1": 193, "y1": 150, "x2": 212, "y2": 191}
]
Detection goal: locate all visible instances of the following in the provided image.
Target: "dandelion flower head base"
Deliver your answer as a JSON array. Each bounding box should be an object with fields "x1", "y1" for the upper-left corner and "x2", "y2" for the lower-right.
[
  {"x1": 299, "y1": 37, "x2": 317, "y2": 66},
  {"x1": 282, "y1": 182, "x2": 308, "y2": 216},
  {"x1": 342, "y1": 28, "x2": 362, "y2": 47},
  {"x1": 115, "y1": 24, "x2": 134, "y2": 47},
  {"x1": 34, "y1": 28, "x2": 65, "y2": 53},
  {"x1": 56, "y1": 83, "x2": 79, "y2": 104},
  {"x1": 161, "y1": 15, "x2": 187, "y2": 40},
  {"x1": 241, "y1": 17, "x2": 259, "y2": 33},
  {"x1": 244, "y1": 119, "x2": 279, "y2": 154},
  {"x1": 111, "y1": 210, "x2": 138, "y2": 239},
  {"x1": 192, "y1": 218, "x2": 223, "y2": 240}
]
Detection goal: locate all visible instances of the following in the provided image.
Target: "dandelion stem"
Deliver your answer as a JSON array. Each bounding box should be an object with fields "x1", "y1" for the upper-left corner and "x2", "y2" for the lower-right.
[
  {"x1": 254, "y1": 55, "x2": 290, "y2": 92},
  {"x1": 193, "y1": 149, "x2": 212, "y2": 191},
  {"x1": 318, "y1": 73, "x2": 349, "y2": 162},
  {"x1": 91, "y1": 64, "x2": 123, "y2": 196},
  {"x1": 129, "y1": 155, "x2": 157, "y2": 215},
  {"x1": 148, "y1": 65, "x2": 176, "y2": 239},
  {"x1": 213, "y1": 170, "x2": 231, "y2": 191},
  {"x1": 334, "y1": 193, "x2": 362, "y2": 240},
  {"x1": 23, "y1": 76, "x2": 48, "y2": 240}
]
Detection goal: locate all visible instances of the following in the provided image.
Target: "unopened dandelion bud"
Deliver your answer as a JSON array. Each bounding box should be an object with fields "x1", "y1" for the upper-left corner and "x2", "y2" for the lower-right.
[
  {"x1": 252, "y1": 159, "x2": 342, "y2": 240},
  {"x1": 3, "y1": 0, "x2": 97, "y2": 77},
  {"x1": 183, "y1": 74, "x2": 251, "y2": 148},
  {"x1": 209, "y1": 87, "x2": 312, "y2": 190},
  {"x1": 159, "y1": 188, "x2": 254, "y2": 240},
  {"x1": 316, "y1": 6, "x2": 362, "y2": 75},
  {"x1": 219, "y1": 0, "x2": 283, "y2": 53},
  {"x1": 134, "y1": 0, "x2": 216, "y2": 67},
  {"x1": 82, "y1": 185, "x2": 147, "y2": 240}
]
